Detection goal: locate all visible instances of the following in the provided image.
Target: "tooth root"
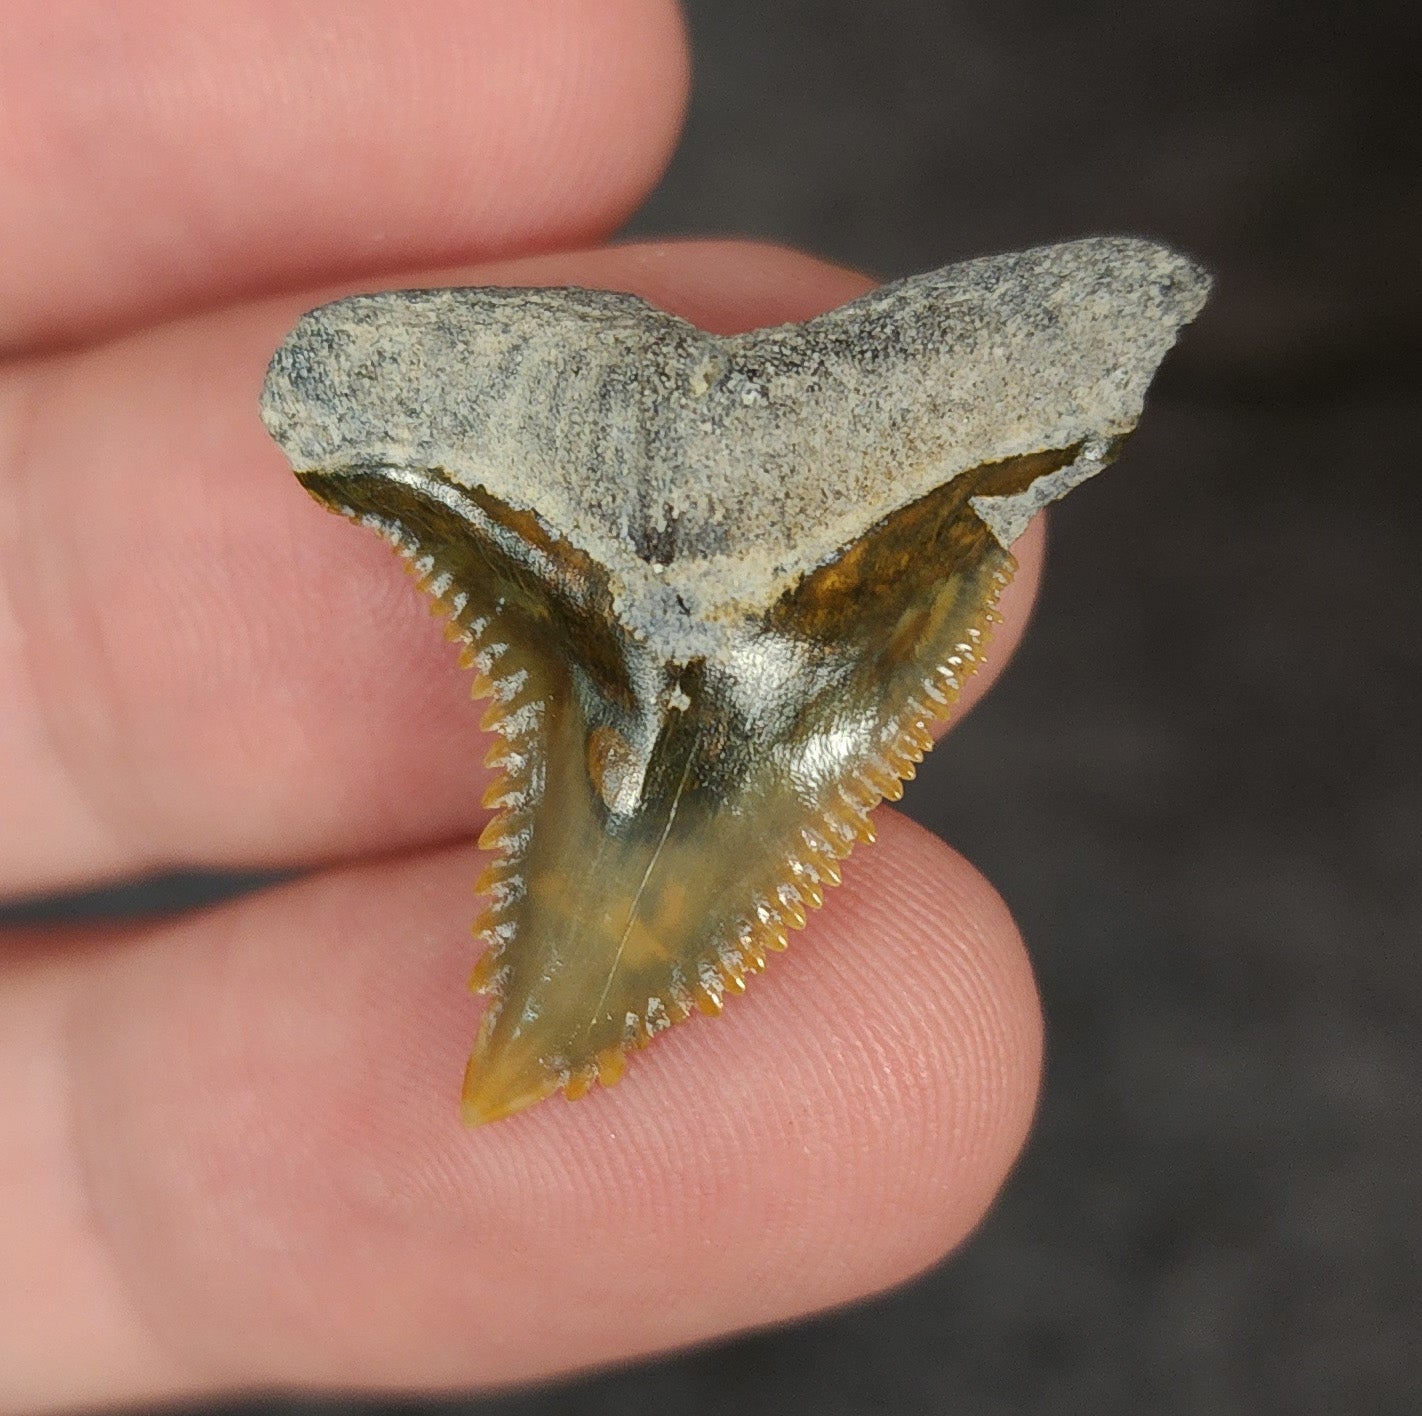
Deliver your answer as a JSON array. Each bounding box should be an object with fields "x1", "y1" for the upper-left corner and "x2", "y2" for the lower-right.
[{"x1": 471, "y1": 904, "x2": 505, "y2": 939}]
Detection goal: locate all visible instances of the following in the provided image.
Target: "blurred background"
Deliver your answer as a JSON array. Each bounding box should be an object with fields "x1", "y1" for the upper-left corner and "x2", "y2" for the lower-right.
[{"x1": 9, "y1": 1, "x2": 1417, "y2": 1412}]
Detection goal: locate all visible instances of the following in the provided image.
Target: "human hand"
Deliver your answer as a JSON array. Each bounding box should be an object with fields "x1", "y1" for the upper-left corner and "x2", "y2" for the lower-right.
[{"x1": 0, "y1": 2, "x2": 1043, "y2": 1407}]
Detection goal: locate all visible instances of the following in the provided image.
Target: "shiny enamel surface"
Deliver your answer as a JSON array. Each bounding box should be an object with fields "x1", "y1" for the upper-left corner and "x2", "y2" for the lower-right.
[{"x1": 261, "y1": 238, "x2": 1209, "y2": 1121}]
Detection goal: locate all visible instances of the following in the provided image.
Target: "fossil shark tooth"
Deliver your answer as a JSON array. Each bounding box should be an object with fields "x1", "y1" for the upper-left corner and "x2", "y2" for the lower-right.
[{"x1": 260, "y1": 237, "x2": 1210, "y2": 1124}]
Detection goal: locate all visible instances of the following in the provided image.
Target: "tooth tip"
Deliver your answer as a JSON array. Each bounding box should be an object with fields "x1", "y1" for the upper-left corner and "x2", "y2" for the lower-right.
[{"x1": 461, "y1": 1053, "x2": 559, "y2": 1127}]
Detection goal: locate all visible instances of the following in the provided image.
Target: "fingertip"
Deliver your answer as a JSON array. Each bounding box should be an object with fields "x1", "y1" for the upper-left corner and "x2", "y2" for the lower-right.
[
  {"x1": 60, "y1": 812, "x2": 1043, "y2": 1394},
  {"x1": 770, "y1": 810, "x2": 1044, "y2": 1272},
  {"x1": 520, "y1": 0, "x2": 692, "y2": 247}
]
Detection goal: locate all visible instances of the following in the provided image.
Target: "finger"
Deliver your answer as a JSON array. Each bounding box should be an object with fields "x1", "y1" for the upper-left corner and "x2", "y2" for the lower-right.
[
  {"x1": 1, "y1": 240, "x2": 1045, "y2": 895},
  {"x1": 1, "y1": 811, "x2": 1041, "y2": 1407},
  {"x1": 0, "y1": 0, "x2": 689, "y2": 352}
]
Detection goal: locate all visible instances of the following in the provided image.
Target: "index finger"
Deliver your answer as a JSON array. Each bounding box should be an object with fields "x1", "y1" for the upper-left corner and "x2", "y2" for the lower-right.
[{"x1": 0, "y1": 0, "x2": 689, "y2": 353}]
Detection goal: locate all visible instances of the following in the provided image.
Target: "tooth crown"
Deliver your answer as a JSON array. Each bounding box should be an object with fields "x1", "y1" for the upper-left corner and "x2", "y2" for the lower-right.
[{"x1": 261, "y1": 238, "x2": 1210, "y2": 1122}]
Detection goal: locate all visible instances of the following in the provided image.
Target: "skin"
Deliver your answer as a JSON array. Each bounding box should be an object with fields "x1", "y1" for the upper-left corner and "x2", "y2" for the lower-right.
[{"x1": 0, "y1": 2, "x2": 1045, "y2": 1408}]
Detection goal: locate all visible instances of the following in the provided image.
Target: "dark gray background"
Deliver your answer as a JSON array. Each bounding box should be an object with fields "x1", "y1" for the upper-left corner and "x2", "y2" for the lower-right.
[{"x1": 11, "y1": 1, "x2": 1418, "y2": 1412}]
